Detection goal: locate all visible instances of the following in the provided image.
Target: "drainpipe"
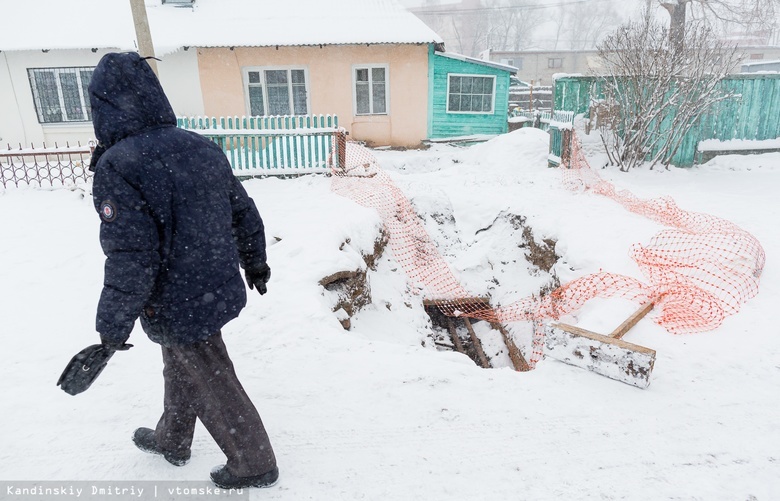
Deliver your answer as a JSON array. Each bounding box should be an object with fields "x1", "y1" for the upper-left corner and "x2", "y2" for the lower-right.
[{"x1": 129, "y1": 0, "x2": 158, "y2": 75}]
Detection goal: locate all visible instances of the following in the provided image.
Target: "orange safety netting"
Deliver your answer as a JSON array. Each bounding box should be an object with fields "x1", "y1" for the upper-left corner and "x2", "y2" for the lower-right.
[{"x1": 330, "y1": 132, "x2": 765, "y2": 368}]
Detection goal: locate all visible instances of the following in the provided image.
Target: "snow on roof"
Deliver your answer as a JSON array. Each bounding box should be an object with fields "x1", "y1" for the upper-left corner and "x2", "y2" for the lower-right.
[
  {"x1": 0, "y1": 1, "x2": 138, "y2": 52},
  {"x1": 741, "y1": 59, "x2": 780, "y2": 67},
  {"x1": 435, "y1": 52, "x2": 517, "y2": 74},
  {"x1": 0, "y1": 0, "x2": 443, "y2": 54}
]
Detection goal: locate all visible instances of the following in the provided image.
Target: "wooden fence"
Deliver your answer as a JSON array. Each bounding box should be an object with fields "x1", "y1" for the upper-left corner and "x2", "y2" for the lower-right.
[
  {"x1": 509, "y1": 85, "x2": 554, "y2": 112},
  {"x1": 553, "y1": 74, "x2": 780, "y2": 166},
  {"x1": 177, "y1": 115, "x2": 344, "y2": 174},
  {"x1": 509, "y1": 110, "x2": 575, "y2": 166}
]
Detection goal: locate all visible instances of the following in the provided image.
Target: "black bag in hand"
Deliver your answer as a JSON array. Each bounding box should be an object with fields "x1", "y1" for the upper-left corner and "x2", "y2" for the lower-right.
[{"x1": 56, "y1": 344, "x2": 116, "y2": 396}]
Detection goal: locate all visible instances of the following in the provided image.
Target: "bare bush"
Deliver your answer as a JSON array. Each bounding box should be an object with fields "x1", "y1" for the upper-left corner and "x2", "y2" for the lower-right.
[{"x1": 594, "y1": 18, "x2": 742, "y2": 171}]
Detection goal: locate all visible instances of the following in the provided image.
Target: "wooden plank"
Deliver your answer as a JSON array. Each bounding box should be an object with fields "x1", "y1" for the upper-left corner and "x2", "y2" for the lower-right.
[
  {"x1": 269, "y1": 116, "x2": 277, "y2": 169},
  {"x1": 249, "y1": 116, "x2": 258, "y2": 170},
  {"x1": 306, "y1": 115, "x2": 314, "y2": 169},
  {"x1": 422, "y1": 297, "x2": 490, "y2": 307},
  {"x1": 609, "y1": 302, "x2": 653, "y2": 339},
  {"x1": 550, "y1": 322, "x2": 656, "y2": 357},
  {"x1": 446, "y1": 317, "x2": 466, "y2": 354},
  {"x1": 284, "y1": 115, "x2": 293, "y2": 169},
  {"x1": 545, "y1": 323, "x2": 656, "y2": 389},
  {"x1": 490, "y1": 322, "x2": 531, "y2": 372},
  {"x1": 241, "y1": 116, "x2": 249, "y2": 171},
  {"x1": 463, "y1": 317, "x2": 491, "y2": 368}
]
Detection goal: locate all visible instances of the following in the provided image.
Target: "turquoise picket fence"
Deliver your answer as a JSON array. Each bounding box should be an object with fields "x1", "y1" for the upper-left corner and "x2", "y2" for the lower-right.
[
  {"x1": 509, "y1": 109, "x2": 575, "y2": 166},
  {"x1": 177, "y1": 115, "x2": 342, "y2": 174}
]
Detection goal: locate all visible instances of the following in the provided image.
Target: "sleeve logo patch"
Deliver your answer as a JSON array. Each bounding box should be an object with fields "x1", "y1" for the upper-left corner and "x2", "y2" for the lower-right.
[{"x1": 100, "y1": 201, "x2": 117, "y2": 222}]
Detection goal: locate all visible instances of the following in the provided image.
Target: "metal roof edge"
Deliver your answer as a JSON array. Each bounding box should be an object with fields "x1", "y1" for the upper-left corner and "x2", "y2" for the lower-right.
[{"x1": 435, "y1": 51, "x2": 517, "y2": 73}]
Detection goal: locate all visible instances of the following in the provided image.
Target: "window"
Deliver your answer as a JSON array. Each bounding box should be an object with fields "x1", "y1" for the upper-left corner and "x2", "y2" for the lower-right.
[
  {"x1": 500, "y1": 58, "x2": 522, "y2": 70},
  {"x1": 244, "y1": 68, "x2": 309, "y2": 116},
  {"x1": 354, "y1": 65, "x2": 388, "y2": 115},
  {"x1": 750, "y1": 53, "x2": 765, "y2": 60},
  {"x1": 28, "y1": 67, "x2": 94, "y2": 124},
  {"x1": 548, "y1": 58, "x2": 563, "y2": 69},
  {"x1": 446, "y1": 74, "x2": 495, "y2": 114}
]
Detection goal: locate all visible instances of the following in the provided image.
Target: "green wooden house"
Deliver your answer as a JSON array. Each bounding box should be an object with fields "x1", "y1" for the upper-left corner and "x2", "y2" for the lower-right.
[{"x1": 428, "y1": 49, "x2": 516, "y2": 140}]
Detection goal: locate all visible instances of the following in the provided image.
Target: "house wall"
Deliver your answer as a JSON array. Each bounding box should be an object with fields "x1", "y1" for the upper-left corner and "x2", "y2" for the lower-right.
[
  {"x1": 0, "y1": 48, "x2": 203, "y2": 148},
  {"x1": 196, "y1": 44, "x2": 430, "y2": 148},
  {"x1": 486, "y1": 50, "x2": 597, "y2": 86},
  {"x1": 488, "y1": 46, "x2": 780, "y2": 84},
  {"x1": 429, "y1": 52, "x2": 510, "y2": 139}
]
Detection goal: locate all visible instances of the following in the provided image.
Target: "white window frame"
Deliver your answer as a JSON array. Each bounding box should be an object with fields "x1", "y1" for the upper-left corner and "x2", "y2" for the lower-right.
[
  {"x1": 445, "y1": 73, "x2": 496, "y2": 115},
  {"x1": 28, "y1": 67, "x2": 95, "y2": 124},
  {"x1": 242, "y1": 66, "x2": 311, "y2": 117},
  {"x1": 352, "y1": 64, "x2": 390, "y2": 116}
]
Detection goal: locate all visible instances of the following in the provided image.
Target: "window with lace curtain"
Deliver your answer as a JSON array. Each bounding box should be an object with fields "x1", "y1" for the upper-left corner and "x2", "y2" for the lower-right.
[{"x1": 243, "y1": 67, "x2": 309, "y2": 116}]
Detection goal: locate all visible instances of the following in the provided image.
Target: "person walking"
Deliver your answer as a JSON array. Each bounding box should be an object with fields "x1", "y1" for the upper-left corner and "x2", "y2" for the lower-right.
[{"x1": 87, "y1": 52, "x2": 278, "y2": 489}]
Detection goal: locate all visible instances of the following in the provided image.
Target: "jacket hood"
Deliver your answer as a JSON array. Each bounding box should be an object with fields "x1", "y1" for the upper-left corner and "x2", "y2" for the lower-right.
[{"x1": 89, "y1": 52, "x2": 176, "y2": 150}]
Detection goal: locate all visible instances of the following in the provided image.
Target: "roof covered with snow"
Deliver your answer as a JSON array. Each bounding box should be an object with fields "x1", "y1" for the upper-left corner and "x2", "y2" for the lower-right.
[
  {"x1": 0, "y1": 0, "x2": 443, "y2": 54},
  {"x1": 436, "y1": 52, "x2": 517, "y2": 74}
]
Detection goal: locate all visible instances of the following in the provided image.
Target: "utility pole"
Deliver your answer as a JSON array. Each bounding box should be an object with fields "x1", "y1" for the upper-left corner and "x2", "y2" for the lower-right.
[{"x1": 129, "y1": 0, "x2": 158, "y2": 75}]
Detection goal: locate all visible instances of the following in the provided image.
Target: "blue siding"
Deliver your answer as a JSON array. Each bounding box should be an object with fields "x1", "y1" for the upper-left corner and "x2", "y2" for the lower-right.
[{"x1": 430, "y1": 53, "x2": 511, "y2": 139}]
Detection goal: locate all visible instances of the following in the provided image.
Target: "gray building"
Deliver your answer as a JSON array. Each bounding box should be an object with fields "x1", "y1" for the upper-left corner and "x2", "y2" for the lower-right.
[
  {"x1": 482, "y1": 46, "x2": 780, "y2": 84},
  {"x1": 741, "y1": 59, "x2": 780, "y2": 73}
]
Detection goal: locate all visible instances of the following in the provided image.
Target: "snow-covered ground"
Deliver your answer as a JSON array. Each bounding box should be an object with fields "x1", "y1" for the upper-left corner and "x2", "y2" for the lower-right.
[{"x1": 1, "y1": 128, "x2": 778, "y2": 500}]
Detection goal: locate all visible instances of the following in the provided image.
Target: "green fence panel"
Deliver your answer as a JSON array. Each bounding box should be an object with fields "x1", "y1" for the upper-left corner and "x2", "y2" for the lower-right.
[{"x1": 554, "y1": 74, "x2": 780, "y2": 166}]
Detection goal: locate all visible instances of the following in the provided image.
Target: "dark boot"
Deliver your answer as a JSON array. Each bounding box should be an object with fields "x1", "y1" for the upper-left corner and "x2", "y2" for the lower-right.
[
  {"x1": 210, "y1": 465, "x2": 279, "y2": 489},
  {"x1": 132, "y1": 427, "x2": 191, "y2": 466}
]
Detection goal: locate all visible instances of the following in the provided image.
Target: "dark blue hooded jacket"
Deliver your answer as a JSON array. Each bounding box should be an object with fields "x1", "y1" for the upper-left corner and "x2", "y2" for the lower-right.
[{"x1": 88, "y1": 52, "x2": 267, "y2": 346}]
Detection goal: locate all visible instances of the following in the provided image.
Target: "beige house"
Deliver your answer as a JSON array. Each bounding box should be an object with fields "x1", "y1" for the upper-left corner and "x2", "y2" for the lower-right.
[
  {"x1": 196, "y1": 44, "x2": 432, "y2": 147},
  {"x1": 0, "y1": 0, "x2": 442, "y2": 148}
]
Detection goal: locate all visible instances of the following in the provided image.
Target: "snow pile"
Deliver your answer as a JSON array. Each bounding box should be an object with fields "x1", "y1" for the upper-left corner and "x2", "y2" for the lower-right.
[{"x1": 698, "y1": 137, "x2": 780, "y2": 152}]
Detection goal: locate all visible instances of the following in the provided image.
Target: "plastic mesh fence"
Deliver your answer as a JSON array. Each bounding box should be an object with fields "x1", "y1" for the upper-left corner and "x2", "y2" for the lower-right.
[{"x1": 330, "y1": 133, "x2": 765, "y2": 368}]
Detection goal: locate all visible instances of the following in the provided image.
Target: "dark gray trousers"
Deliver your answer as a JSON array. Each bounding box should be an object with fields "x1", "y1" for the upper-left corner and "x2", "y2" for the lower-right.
[{"x1": 154, "y1": 332, "x2": 276, "y2": 477}]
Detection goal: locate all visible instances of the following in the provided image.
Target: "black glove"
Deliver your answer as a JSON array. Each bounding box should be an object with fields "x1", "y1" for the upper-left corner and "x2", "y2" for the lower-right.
[
  {"x1": 245, "y1": 263, "x2": 271, "y2": 295},
  {"x1": 101, "y1": 337, "x2": 134, "y2": 352}
]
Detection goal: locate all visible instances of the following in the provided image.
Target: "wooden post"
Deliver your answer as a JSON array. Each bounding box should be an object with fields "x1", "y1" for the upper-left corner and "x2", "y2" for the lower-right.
[
  {"x1": 490, "y1": 322, "x2": 531, "y2": 372},
  {"x1": 129, "y1": 0, "x2": 158, "y2": 75},
  {"x1": 337, "y1": 130, "x2": 347, "y2": 170},
  {"x1": 463, "y1": 318, "x2": 491, "y2": 369},
  {"x1": 446, "y1": 317, "x2": 466, "y2": 354}
]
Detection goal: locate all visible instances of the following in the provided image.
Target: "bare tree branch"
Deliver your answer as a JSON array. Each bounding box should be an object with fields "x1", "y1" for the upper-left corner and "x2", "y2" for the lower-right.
[
  {"x1": 594, "y1": 18, "x2": 743, "y2": 171},
  {"x1": 658, "y1": 0, "x2": 780, "y2": 48}
]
